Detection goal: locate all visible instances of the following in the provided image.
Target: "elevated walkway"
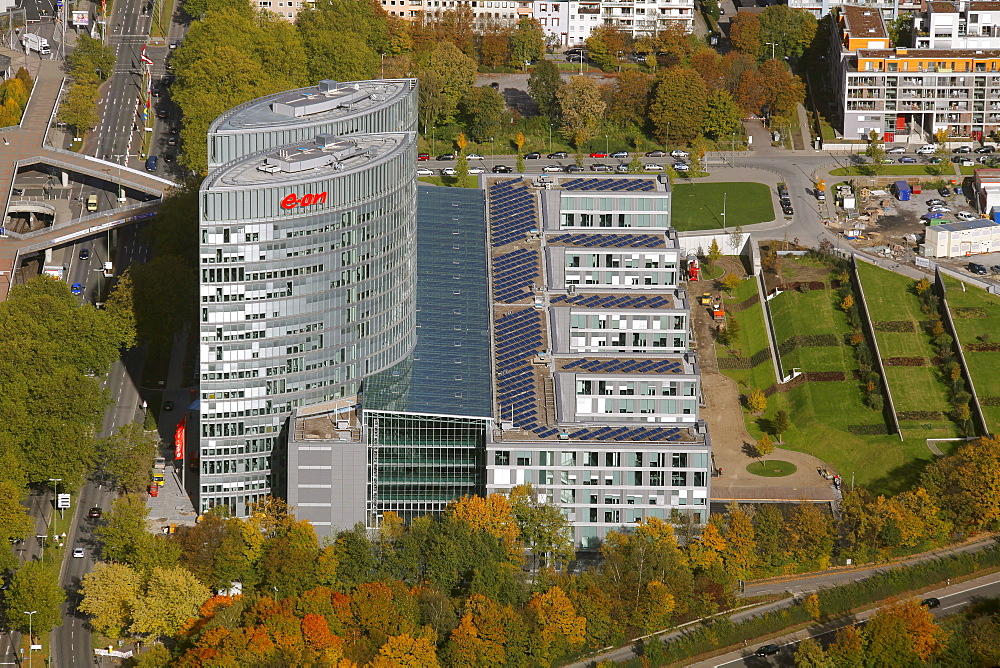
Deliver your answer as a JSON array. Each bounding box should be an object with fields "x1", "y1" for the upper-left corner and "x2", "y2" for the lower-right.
[{"x1": 0, "y1": 59, "x2": 177, "y2": 300}]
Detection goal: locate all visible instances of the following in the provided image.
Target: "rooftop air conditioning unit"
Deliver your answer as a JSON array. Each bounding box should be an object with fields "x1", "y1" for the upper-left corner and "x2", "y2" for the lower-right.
[{"x1": 318, "y1": 79, "x2": 339, "y2": 94}]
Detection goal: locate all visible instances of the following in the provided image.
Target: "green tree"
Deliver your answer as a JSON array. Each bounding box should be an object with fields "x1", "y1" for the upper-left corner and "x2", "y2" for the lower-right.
[
  {"x1": 79, "y1": 562, "x2": 144, "y2": 639},
  {"x1": 130, "y1": 566, "x2": 213, "y2": 639},
  {"x1": 706, "y1": 238, "x2": 722, "y2": 265},
  {"x1": 96, "y1": 423, "x2": 157, "y2": 494},
  {"x1": 556, "y1": 76, "x2": 607, "y2": 149},
  {"x1": 758, "y1": 5, "x2": 818, "y2": 59},
  {"x1": 68, "y1": 34, "x2": 116, "y2": 80},
  {"x1": 772, "y1": 409, "x2": 790, "y2": 442},
  {"x1": 6, "y1": 561, "x2": 65, "y2": 637},
  {"x1": 97, "y1": 493, "x2": 152, "y2": 565},
  {"x1": 417, "y1": 41, "x2": 477, "y2": 123},
  {"x1": 703, "y1": 90, "x2": 742, "y2": 141},
  {"x1": 864, "y1": 130, "x2": 887, "y2": 174},
  {"x1": 650, "y1": 67, "x2": 708, "y2": 144},
  {"x1": 528, "y1": 58, "x2": 562, "y2": 119},
  {"x1": 508, "y1": 484, "x2": 574, "y2": 574},
  {"x1": 787, "y1": 502, "x2": 834, "y2": 568},
  {"x1": 508, "y1": 17, "x2": 545, "y2": 69},
  {"x1": 58, "y1": 77, "x2": 99, "y2": 134},
  {"x1": 795, "y1": 637, "x2": 834, "y2": 667},
  {"x1": 459, "y1": 86, "x2": 505, "y2": 143}
]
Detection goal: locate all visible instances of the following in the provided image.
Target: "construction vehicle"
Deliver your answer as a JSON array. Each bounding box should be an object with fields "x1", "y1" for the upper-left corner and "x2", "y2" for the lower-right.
[{"x1": 699, "y1": 292, "x2": 712, "y2": 306}]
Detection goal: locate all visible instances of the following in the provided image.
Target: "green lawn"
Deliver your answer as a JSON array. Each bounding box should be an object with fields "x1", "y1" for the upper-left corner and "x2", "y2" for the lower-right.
[
  {"x1": 856, "y1": 261, "x2": 958, "y2": 424},
  {"x1": 418, "y1": 176, "x2": 479, "y2": 188},
  {"x1": 769, "y1": 286, "x2": 852, "y2": 372},
  {"x1": 671, "y1": 182, "x2": 775, "y2": 231},
  {"x1": 943, "y1": 275, "x2": 1000, "y2": 431},
  {"x1": 715, "y1": 278, "x2": 776, "y2": 391},
  {"x1": 747, "y1": 460, "x2": 797, "y2": 477}
]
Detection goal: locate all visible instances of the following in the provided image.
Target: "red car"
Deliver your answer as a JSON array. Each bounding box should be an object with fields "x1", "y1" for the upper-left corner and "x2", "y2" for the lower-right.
[
  {"x1": 417, "y1": 153, "x2": 430, "y2": 161},
  {"x1": 589, "y1": 152, "x2": 607, "y2": 158}
]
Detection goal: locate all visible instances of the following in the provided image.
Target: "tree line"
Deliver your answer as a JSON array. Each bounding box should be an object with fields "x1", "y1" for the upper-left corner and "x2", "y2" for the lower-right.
[
  {"x1": 0, "y1": 68, "x2": 33, "y2": 128},
  {"x1": 58, "y1": 35, "x2": 116, "y2": 135}
]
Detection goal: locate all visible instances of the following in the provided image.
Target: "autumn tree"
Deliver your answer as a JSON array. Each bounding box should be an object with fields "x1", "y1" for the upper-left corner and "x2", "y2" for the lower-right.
[
  {"x1": 787, "y1": 502, "x2": 834, "y2": 569},
  {"x1": 720, "y1": 273, "x2": 740, "y2": 295},
  {"x1": 794, "y1": 637, "x2": 832, "y2": 667},
  {"x1": 372, "y1": 633, "x2": 441, "y2": 667},
  {"x1": 722, "y1": 503, "x2": 757, "y2": 580},
  {"x1": 527, "y1": 586, "x2": 586, "y2": 663},
  {"x1": 650, "y1": 67, "x2": 708, "y2": 144},
  {"x1": 921, "y1": 435, "x2": 1000, "y2": 531},
  {"x1": 706, "y1": 238, "x2": 723, "y2": 265},
  {"x1": 130, "y1": 566, "x2": 213, "y2": 639},
  {"x1": 448, "y1": 493, "x2": 521, "y2": 560},
  {"x1": 747, "y1": 388, "x2": 767, "y2": 414},
  {"x1": 609, "y1": 70, "x2": 653, "y2": 128},
  {"x1": 688, "y1": 521, "x2": 727, "y2": 571},
  {"x1": 730, "y1": 13, "x2": 762, "y2": 57},
  {"x1": 585, "y1": 26, "x2": 628, "y2": 71},
  {"x1": 864, "y1": 598, "x2": 947, "y2": 664},
  {"x1": 79, "y1": 562, "x2": 144, "y2": 639},
  {"x1": 557, "y1": 76, "x2": 607, "y2": 149}
]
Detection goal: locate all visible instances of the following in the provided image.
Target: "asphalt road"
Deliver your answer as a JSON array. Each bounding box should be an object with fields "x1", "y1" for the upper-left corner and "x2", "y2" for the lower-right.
[
  {"x1": 92, "y1": 0, "x2": 154, "y2": 163},
  {"x1": 702, "y1": 572, "x2": 1000, "y2": 667}
]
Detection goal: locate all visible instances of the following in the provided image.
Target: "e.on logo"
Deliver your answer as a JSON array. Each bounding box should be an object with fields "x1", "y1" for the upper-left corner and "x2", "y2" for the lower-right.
[{"x1": 280, "y1": 191, "x2": 328, "y2": 209}]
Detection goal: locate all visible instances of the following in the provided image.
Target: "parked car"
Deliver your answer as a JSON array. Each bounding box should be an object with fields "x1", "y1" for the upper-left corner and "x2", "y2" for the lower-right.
[
  {"x1": 954, "y1": 145, "x2": 972, "y2": 153},
  {"x1": 609, "y1": 151, "x2": 628, "y2": 158},
  {"x1": 956, "y1": 211, "x2": 978, "y2": 221},
  {"x1": 975, "y1": 145, "x2": 997, "y2": 153},
  {"x1": 782, "y1": 203, "x2": 794, "y2": 215},
  {"x1": 547, "y1": 151, "x2": 568, "y2": 159},
  {"x1": 615, "y1": 164, "x2": 630, "y2": 173},
  {"x1": 566, "y1": 54, "x2": 586, "y2": 63},
  {"x1": 645, "y1": 150, "x2": 667, "y2": 157},
  {"x1": 899, "y1": 156, "x2": 918, "y2": 163},
  {"x1": 672, "y1": 161, "x2": 689, "y2": 172},
  {"x1": 924, "y1": 212, "x2": 945, "y2": 219},
  {"x1": 524, "y1": 152, "x2": 541, "y2": 159},
  {"x1": 959, "y1": 158, "x2": 976, "y2": 166},
  {"x1": 591, "y1": 163, "x2": 611, "y2": 172},
  {"x1": 670, "y1": 149, "x2": 690, "y2": 158},
  {"x1": 589, "y1": 152, "x2": 607, "y2": 158},
  {"x1": 939, "y1": 186, "x2": 953, "y2": 196},
  {"x1": 969, "y1": 262, "x2": 989, "y2": 275},
  {"x1": 643, "y1": 164, "x2": 664, "y2": 171},
  {"x1": 927, "y1": 156, "x2": 945, "y2": 163},
  {"x1": 441, "y1": 167, "x2": 457, "y2": 175},
  {"x1": 436, "y1": 153, "x2": 455, "y2": 161},
  {"x1": 468, "y1": 166, "x2": 485, "y2": 174},
  {"x1": 417, "y1": 153, "x2": 430, "y2": 161},
  {"x1": 543, "y1": 164, "x2": 564, "y2": 172},
  {"x1": 916, "y1": 144, "x2": 937, "y2": 154},
  {"x1": 991, "y1": 264, "x2": 1000, "y2": 274},
  {"x1": 492, "y1": 164, "x2": 513, "y2": 173},
  {"x1": 880, "y1": 158, "x2": 895, "y2": 164},
  {"x1": 416, "y1": 167, "x2": 433, "y2": 176},
  {"x1": 929, "y1": 206, "x2": 952, "y2": 213},
  {"x1": 564, "y1": 164, "x2": 584, "y2": 172},
  {"x1": 926, "y1": 198, "x2": 946, "y2": 206},
  {"x1": 466, "y1": 153, "x2": 484, "y2": 160},
  {"x1": 755, "y1": 644, "x2": 781, "y2": 657},
  {"x1": 886, "y1": 146, "x2": 907, "y2": 154}
]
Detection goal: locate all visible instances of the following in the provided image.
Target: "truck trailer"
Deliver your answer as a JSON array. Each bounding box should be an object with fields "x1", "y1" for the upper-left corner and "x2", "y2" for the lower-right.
[{"x1": 22, "y1": 33, "x2": 51, "y2": 55}]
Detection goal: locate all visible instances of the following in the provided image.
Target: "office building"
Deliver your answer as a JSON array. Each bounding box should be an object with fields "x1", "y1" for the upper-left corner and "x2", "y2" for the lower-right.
[
  {"x1": 831, "y1": 5, "x2": 1000, "y2": 140},
  {"x1": 197, "y1": 79, "x2": 419, "y2": 517}
]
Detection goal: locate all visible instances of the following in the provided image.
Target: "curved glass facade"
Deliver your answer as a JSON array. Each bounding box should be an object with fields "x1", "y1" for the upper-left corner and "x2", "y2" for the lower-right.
[{"x1": 197, "y1": 80, "x2": 419, "y2": 517}]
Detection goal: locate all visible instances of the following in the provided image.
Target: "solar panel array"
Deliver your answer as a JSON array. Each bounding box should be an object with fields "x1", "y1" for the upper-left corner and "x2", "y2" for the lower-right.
[
  {"x1": 547, "y1": 233, "x2": 664, "y2": 248},
  {"x1": 565, "y1": 426, "x2": 686, "y2": 442},
  {"x1": 493, "y1": 248, "x2": 539, "y2": 303},
  {"x1": 495, "y1": 309, "x2": 545, "y2": 430},
  {"x1": 561, "y1": 178, "x2": 656, "y2": 192},
  {"x1": 551, "y1": 294, "x2": 674, "y2": 308},
  {"x1": 488, "y1": 180, "x2": 537, "y2": 248},
  {"x1": 564, "y1": 358, "x2": 684, "y2": 374}
]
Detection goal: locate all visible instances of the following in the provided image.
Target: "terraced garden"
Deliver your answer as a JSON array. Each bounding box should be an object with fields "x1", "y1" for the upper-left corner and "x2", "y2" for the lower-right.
[
  {"x1": 714, "y1": 260, "x2": 932, "y2": 493},
  {"x1": 856, "y1": 262, "x2": 959, "y2": 439},
  {"x1": 942, "y1": 275, "x2": 1000, "y2": 432}
]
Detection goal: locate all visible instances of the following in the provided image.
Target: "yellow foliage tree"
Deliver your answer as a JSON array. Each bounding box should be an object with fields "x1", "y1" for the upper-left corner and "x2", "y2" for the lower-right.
[
  {"x1": 448, "y1": 494, "x2": 521, "y2": 559},
  {"x1": 528, "y1": 586, "x2": 586, "y2": 662},
  {"x1": 840, "y1": 293, "x2": 854, "y2": 311},
  {"x1": 747, "y1": 388, "x2": 767, "y2": 414},
  {"x1": 688, "y1": 523, "x2": 727, "y2": 570},
  {"x1": 639, "y1": 581, "x2": 675, "y2": 633},
  {"x1": 371, "y1": 633, "x2": 441, "y2": 667}
]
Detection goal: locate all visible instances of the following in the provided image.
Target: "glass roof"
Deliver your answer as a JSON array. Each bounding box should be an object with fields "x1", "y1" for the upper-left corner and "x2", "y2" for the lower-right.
[{"x1": 364, "y1": 185, "x2": 492, "y2": 418}]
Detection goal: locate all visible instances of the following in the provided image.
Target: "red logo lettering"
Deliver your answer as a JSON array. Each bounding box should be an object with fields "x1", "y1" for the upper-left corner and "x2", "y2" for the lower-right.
[{"x1": 280, "y1": 192, "x2": 328, "y2": 210}]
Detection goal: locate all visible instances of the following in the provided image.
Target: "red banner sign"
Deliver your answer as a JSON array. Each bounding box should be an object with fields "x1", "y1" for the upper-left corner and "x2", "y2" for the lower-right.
[
  {"x1": 280, "y1": 191, "x2": 328, "y2": 209},
  {"x1": 174, "y1": 416, "x2": 186, "y2": 460}
]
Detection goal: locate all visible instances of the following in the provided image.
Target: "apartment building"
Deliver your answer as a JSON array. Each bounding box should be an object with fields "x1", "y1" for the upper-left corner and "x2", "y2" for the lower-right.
[
  {"x1": 788, "y1": 0, "x2": 920, "y2": 21},
  {"x1": 256, "y1": 0, "x2": 310, "y2": 21},
  {"x1": 914, "y1": 1, "x2": 1000, "y2": 50},
  {"x1": 832, "y1": 5, "x2": 1000, "y2": 141},
  {"x1": 534, "y1": 0, "x2": 693, "y2": 44}
]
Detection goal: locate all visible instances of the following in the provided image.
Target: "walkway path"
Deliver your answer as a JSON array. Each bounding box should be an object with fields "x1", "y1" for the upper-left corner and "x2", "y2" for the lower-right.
[{"x1": 690, "y1": 264, "x2": 838, "y2": 503}]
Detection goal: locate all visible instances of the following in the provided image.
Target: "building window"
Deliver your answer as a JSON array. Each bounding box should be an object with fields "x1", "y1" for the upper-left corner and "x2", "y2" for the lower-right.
[{"x1": 495, "y1": 451, "x2": 510, "y2": 465}]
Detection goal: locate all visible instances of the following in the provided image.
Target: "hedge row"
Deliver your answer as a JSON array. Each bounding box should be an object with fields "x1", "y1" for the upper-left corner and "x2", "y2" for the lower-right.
[{"x1": 717, "y1": 347, "x2": 772, "y2": 370}]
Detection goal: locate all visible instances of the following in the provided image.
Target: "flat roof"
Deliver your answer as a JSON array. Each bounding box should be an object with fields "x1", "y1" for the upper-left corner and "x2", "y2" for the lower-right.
[
  {"x1": 933, "y1": 218, "x2": 998, "y2": 231},
  {"x1": 486, "y1": 176, "x2": 703, "y2": 445},
  {"x1": 201, "y1": 132, "x2": 411, "y2": 190},
  {"x1": 364, "y1": 185, "x2": 492, "y2": 418},
  {"x1": 929, "y1": 0, "x2": 959, "y2": 12},
  {"x1": 859, "y1": 48, "x2": 1000, "y2": 58},
  {"x1": 208, "y1": 79, "x2": 415, "y2": 135}
]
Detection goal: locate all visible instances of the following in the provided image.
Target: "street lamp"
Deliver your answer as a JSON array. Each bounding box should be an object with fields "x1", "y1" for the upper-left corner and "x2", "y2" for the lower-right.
[
  {"x1": 766, "y1": 42, "x2": 777, "y2": 60},
  {"x1": 604, "y1": 134, "x2": 608, "y2": 156},
  {"x1": 23, "y1": 610, "x2": 36, "y2": 668},
  {"x1": 489, "y1": 137, "x2": 494, "y2": 167},
  {"x1": 721, "y1": 192, "x2": 727, "y2": 232},
  {"x1": 548, "y1": 123, "x2": 553, "y2": 153}
]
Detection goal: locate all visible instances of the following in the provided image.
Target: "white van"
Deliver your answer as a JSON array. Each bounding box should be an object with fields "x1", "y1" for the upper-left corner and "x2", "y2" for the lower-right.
[{"x1": 916, "y1": 145, "x2": 937, "y2": 154}]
